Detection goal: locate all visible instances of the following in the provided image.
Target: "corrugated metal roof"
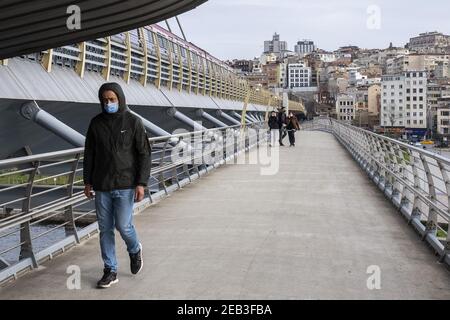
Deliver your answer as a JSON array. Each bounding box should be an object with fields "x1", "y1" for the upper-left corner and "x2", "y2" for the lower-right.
[{"x1": 0, "y1": 0, "x2": 208, "y2": 59}]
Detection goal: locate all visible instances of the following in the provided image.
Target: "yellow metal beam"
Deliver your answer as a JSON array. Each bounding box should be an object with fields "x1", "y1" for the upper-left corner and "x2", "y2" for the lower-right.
[
  {"x1": 176, "y1": 44, "x2": 183, "y2": 92},
  {"x1": 102, "y1": 37, "x2": 111, "y2": 81},
  {"x1": 152, "y1": 32, "x2": 162, "y2": 90},
  {"x1": 213, "y1": 63, "x2": 218, "y2": 97},
  {"x1": 124, "y1": 32, "x2": 132, "y2": 84},
  {"x1": 186, "y1": 48, "x2": 193, "y2": 93},
  {"x1": 75, "y1": 43, "x2": 86, "y2": 78},
  {"x1": 41, "y1": 48, "x2": 53, "y2": 72},
  {"x1": 195, "y1": 54, "x2": 200, "y2": 95},
  {"x1": 201, "y1": 57, "x2": 206, "y2": 95},
  {"x1": 138, "y1": 28, "x2": 148, "y2": 87},
  {"x1": 167, "y1": 41, "x2": 174, "y2": 90}
]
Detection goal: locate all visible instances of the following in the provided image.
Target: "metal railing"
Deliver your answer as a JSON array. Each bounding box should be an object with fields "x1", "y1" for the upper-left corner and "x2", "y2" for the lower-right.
[
  {"x1": 0, "y1": 123, "x2": 266, "y2": 285},
  {"x1": 303, "y1": 117, "x2": 450, "y2": 266}
]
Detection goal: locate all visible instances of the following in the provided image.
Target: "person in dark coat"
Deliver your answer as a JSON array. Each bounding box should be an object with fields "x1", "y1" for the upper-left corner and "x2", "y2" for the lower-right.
[
  {"x1": 286, "y1": 111, "x2": 300, "y2": 147},
  {"x1": 83, "y1": 82, "x2": 151, "y2": 288},
  {"x1": 277, "y1": 106, "x2": 287, "y2": 146},
  {"x1": 267, "y1": 111, "x2": 279, "y2": 147}
]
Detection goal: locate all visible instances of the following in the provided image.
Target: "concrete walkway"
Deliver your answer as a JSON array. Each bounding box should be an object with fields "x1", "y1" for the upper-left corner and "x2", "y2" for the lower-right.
[{"x1": 1, "y1": 131, "x2": 449, "y2": 299}]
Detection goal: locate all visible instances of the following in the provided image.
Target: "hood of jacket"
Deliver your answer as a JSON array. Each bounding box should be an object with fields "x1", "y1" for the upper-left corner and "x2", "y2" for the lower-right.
[{"x1": 98, "y1": 82, "x2": 128, "y2": 114}]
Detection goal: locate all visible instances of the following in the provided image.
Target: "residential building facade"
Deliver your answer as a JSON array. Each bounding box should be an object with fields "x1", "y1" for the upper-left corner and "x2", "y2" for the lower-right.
[
  {"x1": 287, "y1": 63, "x2": 311, "y2": 89},
  {"x1": 381, "y1": 71, "x2": 428, "y2": 136},
  {"x1": 336, "y1": 94, "x2": 356, "y2": 123}
]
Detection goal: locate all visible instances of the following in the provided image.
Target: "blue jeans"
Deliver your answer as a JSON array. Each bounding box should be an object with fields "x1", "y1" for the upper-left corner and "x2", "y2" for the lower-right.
[{"x1": 95, "y1": 189, "x2": 140, "y2": 272}]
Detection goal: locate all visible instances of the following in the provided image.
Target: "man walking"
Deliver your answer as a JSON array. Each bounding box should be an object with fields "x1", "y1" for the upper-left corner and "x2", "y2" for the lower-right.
[
  {"x1": 277, "y1": 106, "x2": 287, "y2": 146},
  {"x1": 267, "y1": 111, "x2": 279, "y2": 147},
  {"x1": 83, "y1": 82, "x2": 151, "y2": 288}
]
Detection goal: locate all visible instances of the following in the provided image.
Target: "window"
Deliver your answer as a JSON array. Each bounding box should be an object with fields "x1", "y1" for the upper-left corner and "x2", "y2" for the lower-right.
[
  {"x1": 406, "y1": 89, "x2": 410, "y2": 93},
  {"x1": 419, "y1": 120, "x2": 423, "y2": 124},
  {"x1": 413, "y1": 120, "x2": 417, "y2": 124}
]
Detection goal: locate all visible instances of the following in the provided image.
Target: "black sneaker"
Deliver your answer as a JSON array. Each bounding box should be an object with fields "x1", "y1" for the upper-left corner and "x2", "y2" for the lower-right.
[
  {"x1": 130, "y1": 243, "x2": 143, "y2": 275},
  {"x1": 97, "y1": 268, "x2": 118, "y2": 288}
]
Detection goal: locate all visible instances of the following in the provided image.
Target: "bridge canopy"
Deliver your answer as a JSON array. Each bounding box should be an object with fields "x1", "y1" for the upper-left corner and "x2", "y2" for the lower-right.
[{"x1": 0, "y1": 0, "x2": 208, "y2": 59}]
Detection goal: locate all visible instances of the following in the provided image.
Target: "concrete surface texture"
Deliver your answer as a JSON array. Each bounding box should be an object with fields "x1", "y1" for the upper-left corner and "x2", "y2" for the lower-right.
[{"x1": 0, "y1": 131, "x2": 449, "y2": 299}]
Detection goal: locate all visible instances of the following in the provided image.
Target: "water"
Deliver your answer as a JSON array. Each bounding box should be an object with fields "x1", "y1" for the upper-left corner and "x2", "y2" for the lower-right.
[{"x1": 0, "y1": 224, "x2": 83, "y2": 266}]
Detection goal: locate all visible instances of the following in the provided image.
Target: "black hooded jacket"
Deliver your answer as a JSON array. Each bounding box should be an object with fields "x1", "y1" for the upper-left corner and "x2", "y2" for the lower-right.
[
  {"x1": 83, "y1": 82, "x2": 151, "y2": 191},
  {"x1": 268, "y1": 115, "x2": 279, "y2": 129}
]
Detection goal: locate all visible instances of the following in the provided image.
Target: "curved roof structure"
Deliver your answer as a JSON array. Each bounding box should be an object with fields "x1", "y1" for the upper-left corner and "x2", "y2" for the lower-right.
[{"x1": 0, "y1": 0, "x2": 208, "y2": 59}]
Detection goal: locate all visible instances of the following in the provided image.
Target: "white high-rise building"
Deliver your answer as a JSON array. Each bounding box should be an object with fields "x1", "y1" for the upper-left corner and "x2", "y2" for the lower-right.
[
  {"x1": 381, "y1": 71, "x2": 428, "y2": 133},
  {"x1": 287, "y1": 63, "x2": 311, "y2": 88}
]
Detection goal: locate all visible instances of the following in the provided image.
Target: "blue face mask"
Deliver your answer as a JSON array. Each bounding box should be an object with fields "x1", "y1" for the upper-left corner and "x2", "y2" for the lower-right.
[{"x1": 104, "y1": 102, "x2": 119, "y2": 114}]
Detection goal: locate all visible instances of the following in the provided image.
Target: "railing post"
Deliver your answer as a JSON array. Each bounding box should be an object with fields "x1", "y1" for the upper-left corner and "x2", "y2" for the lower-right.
[
  {"x1": 19, "y1": 161, "x2": 40, "y2": 268},
  {"x1": 64, "y1": 153, "x2": 81, "y2": 243},
  {"x1": 436, "y1": 160, "x2": 450, "y2": 262},
  {"x1": 419, "y1": 153, "x2": 438, "y2": 239},
  {"x1": 158, "y1": 140, "x2": 170, "y2": 195},
  {"x1": 409, "y1": 151, "x2": 422, "y2": 223}
]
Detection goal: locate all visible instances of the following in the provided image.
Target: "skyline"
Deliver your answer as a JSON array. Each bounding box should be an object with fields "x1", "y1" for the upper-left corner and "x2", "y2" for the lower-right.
[{"x1": 168, "y1": 0, "x2": 450, "y2": 60}]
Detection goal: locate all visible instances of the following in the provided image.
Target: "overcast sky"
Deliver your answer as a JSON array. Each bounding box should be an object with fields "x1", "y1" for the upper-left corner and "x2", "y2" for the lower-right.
[{"x1": 160, "y1": 0, "x2": 450, "y2": 60}]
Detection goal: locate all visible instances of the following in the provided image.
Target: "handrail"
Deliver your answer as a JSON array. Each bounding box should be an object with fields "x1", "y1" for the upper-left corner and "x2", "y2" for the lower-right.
[
  {"x1": 303, "y1": 117, "x2": 450, "y2": 266},
  {"x1": 0, "y1": 122, "x2": 266, "y2": 284}
]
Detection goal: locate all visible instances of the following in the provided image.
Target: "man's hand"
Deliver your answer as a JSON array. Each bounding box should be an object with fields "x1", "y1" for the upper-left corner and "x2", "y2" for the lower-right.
[
  {"x1": 84, "y1": 184, "x2": 93, "y2": 199},
  {"x1": 135, "y1": 185, "x2": 145, "y2": 202}
]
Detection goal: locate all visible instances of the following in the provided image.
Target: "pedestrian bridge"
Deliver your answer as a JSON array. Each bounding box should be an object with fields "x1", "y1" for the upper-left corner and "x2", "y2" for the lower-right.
[{"x1": 0, "y1": 121, "x2": 449, "y2": 299}]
